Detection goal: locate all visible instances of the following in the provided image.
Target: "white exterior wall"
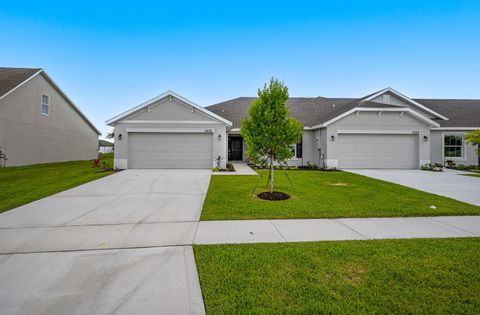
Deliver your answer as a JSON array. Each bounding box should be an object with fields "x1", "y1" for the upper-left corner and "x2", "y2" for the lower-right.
[
  {"x1": 112, "y1": 97, "x2": 228, "y2": 169},
  {"x1": 324, "y1": 111, "x2": 431, "y2": 168},
  {"x1": 99, "y1": 146, "x2": 114, "y2": 154},
  {"x1": 0, "y1": 74, "x2": 99, "y2": 166},
  {"x1": 430, "y1": 130, "x2": 479, "y2": 166}
]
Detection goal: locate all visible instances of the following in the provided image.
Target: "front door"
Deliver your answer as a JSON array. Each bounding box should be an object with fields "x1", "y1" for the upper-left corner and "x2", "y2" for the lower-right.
[{"x1": 229, "y1": 137, "x2": 243, "y2": 161}]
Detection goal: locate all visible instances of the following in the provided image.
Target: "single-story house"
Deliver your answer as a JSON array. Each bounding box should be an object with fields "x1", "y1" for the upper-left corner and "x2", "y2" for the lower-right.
[
  {"x1": 106, "y1": 88, "x2": 480, "y2": 170},
  {"x1": 99, "y1": 139, "x2": 114, "y2": 154},
  {"x1": 0, "y1": 67, "x2": 100, "y2": 166}
]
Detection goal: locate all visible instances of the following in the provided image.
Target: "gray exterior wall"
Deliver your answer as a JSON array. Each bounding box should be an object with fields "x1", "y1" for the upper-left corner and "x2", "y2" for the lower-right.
[
  {"x1": 0, "y1": 74, "x2": 98, "y2": 166},
  {"x1": 370, "y1": 93, "x2": 436, "y2": 118},
  {"x1": 321, "y1": 111, "x2": 431, "y2": 168},
  {"x1": 430, "y1": 130, "x2": 479, "y2": 166},
  {"x1": 228, "y1": 129, "x2": 315, "y2": 167},
  {"x1": 112, "y1": 97, "x2": 228, "y2": 169}
]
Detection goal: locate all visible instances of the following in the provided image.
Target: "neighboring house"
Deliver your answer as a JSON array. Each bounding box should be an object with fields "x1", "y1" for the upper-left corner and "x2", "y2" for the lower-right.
[
  {"x1": 0, "y1": 67, "x2": 100, "y2": 166},
  {"x1": 99, "y1": 139, "x2": 114, "y2": 154},
  {"x1": 106, "y1": 88, "x2": 480, "y2": 170}
]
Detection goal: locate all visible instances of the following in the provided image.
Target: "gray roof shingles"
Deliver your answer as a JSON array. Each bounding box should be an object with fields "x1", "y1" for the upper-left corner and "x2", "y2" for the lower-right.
[
  {"x1": 206, "y1": 95, "x2": 480, "y2": 129},
  {"x1": 0, "y1": 67, "x2": 41, "y2": 98}
]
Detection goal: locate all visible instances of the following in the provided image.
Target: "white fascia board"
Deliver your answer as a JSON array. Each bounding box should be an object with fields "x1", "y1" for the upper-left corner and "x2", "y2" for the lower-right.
[
  {"x1": 433, "y1": 127, "x2": 480, "y2": 131},
  {"x1": 362, "y1": 87, "x2": 449, "y2": 120},
  {"x1": 337, "y1": 130, "x2": 420, "y2": 135},
  {"x1": 40, "y1": 71, "x2": 102, "y2": 135},
  {"x1": 118, "y1": 120, "x2": 223, "y2": 125},
  {"x1": 311, "y1": 107, "x2": 440, "y2": 129},
  {"x1": 106, "y1": 90, "x2": 232, "y2": 127},
  {"x1": 0, "y1": 69, "x2": 44, "y2": 101},
  {"x1": 126, "y1": 127, "x2": 214, "y2": 133}
]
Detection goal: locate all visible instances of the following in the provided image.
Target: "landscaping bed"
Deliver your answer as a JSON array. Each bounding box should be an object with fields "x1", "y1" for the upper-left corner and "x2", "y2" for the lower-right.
[
  {"x1": 194, "y1": 238, "x2": 480, "y2": 314},
  {"x1": 201, "y1": 169, "x2": 480, "y2": 220},
  {"x1": 0, "y1": 154, "x2": 114, "y2": 213}
]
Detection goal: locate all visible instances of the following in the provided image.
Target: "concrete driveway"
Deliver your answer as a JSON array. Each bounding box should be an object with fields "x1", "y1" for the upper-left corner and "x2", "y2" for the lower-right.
[
  {"x1": 348, "y1": 169, "x2": 480, "y2": 206},
  {"x1": 0, "y1": 169, "x2": 210, "y2": 314}
]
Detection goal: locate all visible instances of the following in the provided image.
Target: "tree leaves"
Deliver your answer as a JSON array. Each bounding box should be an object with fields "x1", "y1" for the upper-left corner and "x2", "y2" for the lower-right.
[{"x1": 241, "y1": 78, "x2": 304, "y2": 190}]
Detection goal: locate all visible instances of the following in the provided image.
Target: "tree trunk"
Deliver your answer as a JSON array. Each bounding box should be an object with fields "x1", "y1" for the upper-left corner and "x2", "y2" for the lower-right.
[{"x1": 270, "y1": 153, "x2": 274, "y2": 193}]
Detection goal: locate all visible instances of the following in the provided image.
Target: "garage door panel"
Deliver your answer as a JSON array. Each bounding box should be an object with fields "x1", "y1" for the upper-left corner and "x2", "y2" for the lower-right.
[
  {"x1": 338, "y1": 134, "x2": 418, "y2": 169},
  {"x1": 128, "y1": 133, "x2": 212, "y2": 169}
]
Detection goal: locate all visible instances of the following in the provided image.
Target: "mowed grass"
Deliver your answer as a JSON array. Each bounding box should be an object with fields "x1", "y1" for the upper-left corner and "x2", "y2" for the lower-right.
[
  {"x1": 463, "y1": 173, "x2": 480, "y2": 178},
  {"x1": 201, "y1": 170, "x2": 480, "y2": 220},
  {"x1": 0, "y1": 154, "x2": 114, "y2": 213},
  {"x1": 194, "y1": 238, "x2": 480, "y2": 314}
]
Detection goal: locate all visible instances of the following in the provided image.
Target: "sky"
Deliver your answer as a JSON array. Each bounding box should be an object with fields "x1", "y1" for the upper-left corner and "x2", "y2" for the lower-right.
[{"x1": 1, "y1": 1, "x2": 480, "y2": 138}]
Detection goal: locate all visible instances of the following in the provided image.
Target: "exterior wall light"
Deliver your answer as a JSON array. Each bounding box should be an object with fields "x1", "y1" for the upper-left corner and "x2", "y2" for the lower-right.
[
  {"x1": 118, "y1": 134, "x2": 122, "y2": 140},
  {"x1": 423, "y1": 135, "x2": 429, "y2": 141},
  {"x1": 218, "y1": 134, "x2": 222, "y2": 141},
  {"x1": 331, "y1": 135, "x2": 335, "y2": 141}
]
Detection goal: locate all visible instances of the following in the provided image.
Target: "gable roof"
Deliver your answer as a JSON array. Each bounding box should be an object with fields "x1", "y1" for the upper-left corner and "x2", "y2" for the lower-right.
[
  {"x1": 0, "y1": 67, "x2": 101, "y2": 135},
  {"x1": 106, "y1": 90, "x2": 232, "y2": 126},
  {"x1": 361, "y1": 87, "x2": 449, "y2": 120},
  {"x1": 0, "y1": 67, "x2": 42, "y2": 100},
  {"x1": 206, "y1": 89, "x2": 480, "y2": 129},
  {"x1": 206, "y1": 96, "x2": 356, "y2": 129},
  {"x1": 415, "y1": 99, "x2": 480, "y2": 128}
]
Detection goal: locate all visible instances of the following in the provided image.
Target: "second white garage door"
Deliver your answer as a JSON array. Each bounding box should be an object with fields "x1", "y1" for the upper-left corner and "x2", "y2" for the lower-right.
[
  {"x1": 338, "y1": 134, "x2": 418, "y2": 169},
  {"x1": 128, "y1": 132, "x2": 213, "y2": 169}
]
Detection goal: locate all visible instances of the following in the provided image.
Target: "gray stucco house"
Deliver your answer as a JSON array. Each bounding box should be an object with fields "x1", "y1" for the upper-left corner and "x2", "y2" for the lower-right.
[
  {"x1": 106, "y1": 88, "x2": 479, "y2": 170},
  {"x1": 0, "y1": 68, "x2": 100, "y2": 166}
]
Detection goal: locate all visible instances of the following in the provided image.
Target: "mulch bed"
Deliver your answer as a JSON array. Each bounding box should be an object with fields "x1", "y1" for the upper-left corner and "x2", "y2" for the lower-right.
[{"x1": 257, "y1": 191, "x2": 290, "y2": 201}]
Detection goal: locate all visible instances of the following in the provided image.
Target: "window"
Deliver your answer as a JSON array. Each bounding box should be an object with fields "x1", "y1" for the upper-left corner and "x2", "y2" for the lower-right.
[
  {"x1": 41, "y1": 94, "x2": 49, "y2": 115},
  {"x1": 444, "y1": 134, "x2": 464, "y2": 158},
  {"x1": 290, "y1": 141, "x2": 303, "y2": 159},
  {"x1": 296, "y1": 142, "x2": 303, "y2": 158}
]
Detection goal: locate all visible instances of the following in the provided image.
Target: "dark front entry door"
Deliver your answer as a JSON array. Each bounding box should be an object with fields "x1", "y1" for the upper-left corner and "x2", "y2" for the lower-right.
[{"x1": 229, "y1": 137, "x2": 243, "y2": 161}]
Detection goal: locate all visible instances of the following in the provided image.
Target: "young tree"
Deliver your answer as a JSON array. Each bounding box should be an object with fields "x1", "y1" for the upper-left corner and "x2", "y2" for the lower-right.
[
  {"x1": 465, "y1": 129, "x2": 480, "y2": 157},
  {"x1": 241, "y1": 78, "x2": 303, "y2": 193}
]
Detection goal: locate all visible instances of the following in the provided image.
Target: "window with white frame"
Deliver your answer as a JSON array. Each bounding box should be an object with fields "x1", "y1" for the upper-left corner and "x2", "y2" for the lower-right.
[
  {"x1": 290, "y1": 142, "x2": 303, "y2": 159},
  {"x1": 444, "y1": 134, "x2": 464, "y2": 158},
  {"x1": 41, "y1": 94, "x2": 50, "y2": 115}
]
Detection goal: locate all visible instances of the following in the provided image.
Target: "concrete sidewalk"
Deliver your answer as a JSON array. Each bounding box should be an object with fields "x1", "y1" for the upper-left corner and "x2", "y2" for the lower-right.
[
  {"x1": 2, "y1": 216, "x2": 478, "y2": 254},
  {"x1": 193, "y1": 216, "x2": 480, "y2": 244},
  {"x1": 212, "y1": 163, "x2": 257, "y2": 175}
]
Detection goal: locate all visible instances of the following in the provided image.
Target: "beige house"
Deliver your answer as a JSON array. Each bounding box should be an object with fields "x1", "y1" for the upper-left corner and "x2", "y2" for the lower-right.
[{"x1": 0, "y1": 68, "x2": 100, "y2": 167}]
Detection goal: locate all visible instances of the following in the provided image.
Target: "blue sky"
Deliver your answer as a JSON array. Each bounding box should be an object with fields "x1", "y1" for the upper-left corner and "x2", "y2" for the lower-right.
[{"x1": 1, "y1": 1, "x2": 479, "y2": 138}]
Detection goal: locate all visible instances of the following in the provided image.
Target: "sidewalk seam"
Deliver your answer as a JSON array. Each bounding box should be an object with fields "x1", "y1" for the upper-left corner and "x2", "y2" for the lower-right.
[
  {"x1": 335, "y1": 219, "x2": 369, "y2": 239},
  {"x1": 270, "y1": 220, "x2": 288, "y2": 242}
]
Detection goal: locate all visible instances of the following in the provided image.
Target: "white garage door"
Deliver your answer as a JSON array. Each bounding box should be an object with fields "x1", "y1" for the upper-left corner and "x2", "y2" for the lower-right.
[
  {"x1": 338, "y1": 134, "x2": 418, "y2": 169},
  {"x1": 128, "y1": 132, "x2": 213, "y2": 169}
]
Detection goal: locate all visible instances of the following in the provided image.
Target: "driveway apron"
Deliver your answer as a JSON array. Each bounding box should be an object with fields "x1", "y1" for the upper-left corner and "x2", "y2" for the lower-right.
[{"x1": 0, "y1": 169, "x2": 210, "y2": 315}]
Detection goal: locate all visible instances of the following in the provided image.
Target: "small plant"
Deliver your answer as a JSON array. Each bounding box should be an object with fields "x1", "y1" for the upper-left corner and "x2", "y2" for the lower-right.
[
  {"x1": 215, "y1": 155, "x2": 222, "y2": 170},
  {"x1": 446, "y1": 160, "x2": 456, "y2": 168},
  {"x1": 421, "y1": 163, "x2": 443, "y2": 172},
  {"x1": 226, "y1": 163, "x2": 235, "y2": 172}
]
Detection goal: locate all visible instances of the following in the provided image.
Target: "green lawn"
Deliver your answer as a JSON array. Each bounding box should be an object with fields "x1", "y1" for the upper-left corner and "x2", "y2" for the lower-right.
[
  {"x1": 0, "y1": 154, "x2": 114, "y2": 213},
  {"x1": 194, "y1": 238, "x2": 480, "y2": 314},
  {"x1": 462, "y1": 174, "x2": 480, "y2": 178},
  {"x1": 201, "y1": 170, "x2": 480, "y2": 220}
]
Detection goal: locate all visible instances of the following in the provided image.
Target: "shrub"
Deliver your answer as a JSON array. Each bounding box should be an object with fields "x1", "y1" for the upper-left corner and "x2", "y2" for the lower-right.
[{"x1": 421, "y1": 164, "x2": 443, "y2": 172}]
